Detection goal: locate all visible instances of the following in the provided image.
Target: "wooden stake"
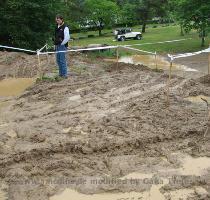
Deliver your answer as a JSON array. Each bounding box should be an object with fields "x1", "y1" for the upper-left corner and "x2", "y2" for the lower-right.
[
  {"x1": 37, "y1": 52, "x2": 42, "y2": 79},
  {"x1": 46, "y1": 45, "x2": 50, "y2": 68},
  {"x1": 4, "y1": 50, "x2": 8, "y2": 65},
  {"x1": 201, "y1": 98, "x2": 210, "y2": 138},
  {"x1": 116, "y1": 47, "x2": 119, "y2": 68},
  {"x1": 166, "y1": 61, "x2": 173, "y2": 106},
  {"x1": 46, "y1": 53, "x2": 50, "y2": 71},
  {"x1": 169, "y1": 60, "x2": 172, "y2": 80},
  {"x1": 208, "y1": 44, "x2": 210, "y2": 75},
  {"x1": 155, "y1": 52, "x2": 158, "y2": 71}
]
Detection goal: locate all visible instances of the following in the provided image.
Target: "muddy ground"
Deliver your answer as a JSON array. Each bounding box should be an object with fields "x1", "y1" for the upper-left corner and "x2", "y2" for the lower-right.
[{"x1": 0, "y1": 52, "x2": 210, "y2": 200}]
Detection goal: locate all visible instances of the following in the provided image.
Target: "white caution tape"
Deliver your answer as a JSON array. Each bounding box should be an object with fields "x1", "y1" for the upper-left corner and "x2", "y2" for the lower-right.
[
  {"x1": 0, "y1": 45, "x2": 36, "y2": 53},
  {"x1": 168, "y1": 47, "x2": 210, "y2": 61},
  {"x1": 38, "y1": 44, "x2": 47, "y2": 52},
  {"x1": 38, "y1": 45, "x2": 118, "y2": 55},
  {"x1": 124, "y1": 38, "x2": 192, "y2": 47},
  {"x1": 46, "y1": 44, "x2": 54, "y2": 50},
  {"x1": 0, "y1": 38, "x2": 193, "y2": 56},
  {"x1": 120, "y1": 45, "x2": 156, "y2": 55}
]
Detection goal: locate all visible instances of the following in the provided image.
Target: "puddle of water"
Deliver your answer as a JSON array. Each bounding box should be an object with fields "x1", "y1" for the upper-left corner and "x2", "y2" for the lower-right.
[
  {"x1": 165, "y1": 187, "x2": 208, "y2": 200},
  {"x1": 180, "y1": 155, "x2": 210, "y2": 176},
  {"x1": 0, "y1": 78, "x2": 35, "y2": 97},
  {"x1": 0, "y1": 189, "x2": 7, "y2": 200},
  {"x1": 50, "y1": 173, "x2": 167, "y2": 200},
  {"x1": 50, "y1": 153, "x2": 210, "y2": 200},
  {"x1": 50, "y1": 188, "x2": 168, "y2": 200},
  {"x1": 185, "y1": 95, "x2": 210, "y2": 104},
  {"x1": 0, "y1": 101, "x2": 10, "y2": 110},
  {"x1": 6, "y1": 129, "x2": 17, "y2": 138},
  {"x1": 0, "y1": 123, "x2": 8, "y2": 128},
  {"x1": 68, "y1": 95, "x2": 81, "y2": 101},
  {"x1": 160, "y1": 153, "x2": 210, "y2": 176},
  {"x1": 117, "y1": 55, "x2": 198, "y2": 73},
  {"x1": 120, "y1": 172, "x2": 153, "y2": 180},
  {"x1": 50, "y1": 190, "x2": 148, "y2": 200}
]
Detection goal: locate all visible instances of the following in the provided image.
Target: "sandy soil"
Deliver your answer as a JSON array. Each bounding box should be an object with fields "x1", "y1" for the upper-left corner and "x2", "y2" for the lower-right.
[{"x1": 0, "y1": 52, "x2": 210, "y2": 199}]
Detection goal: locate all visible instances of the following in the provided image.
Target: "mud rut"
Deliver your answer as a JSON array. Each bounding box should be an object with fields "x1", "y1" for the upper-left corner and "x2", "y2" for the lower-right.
[{"x1": 0, "y1": 52, "x2": 210, "y2": 199}]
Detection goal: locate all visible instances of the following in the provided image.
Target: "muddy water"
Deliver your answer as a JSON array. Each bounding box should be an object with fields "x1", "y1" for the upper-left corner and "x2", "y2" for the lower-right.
[
  {"x1": 118, "y1": 55, "x2": 198, "y2": 72},
  {"x1": 50, "y1": 190, "x2": 147, "y2": 200},
  {"x1": 165, "y1": 187, "x2": 208, "y2": 200},
  {"x1": 0, "y1": 101, "x2": 10, "y2": 110},
  {"x1": 0, "y1": 78, "x2": 35, "y2": 97},
  {"x1": 180, "y1": 155, "x2": 210, "y2": 176},
  {"x1": 50, "y1": 179, "x2": 166, "y2": 200},
  {"x1": 164, "y1": 153, "x2": 210, "y2": 176},
  {"x1": 0, "y1": 190, "x2": 7, "y2": 200},
  {"x1": 50, "y1": 153, "x2": 210, "y2": 200},
  {"x1": 185, "y1": 95, "x2": 210, "y2": 104},
  {"x1": 105, "y1": 54, "x2": 205, "y2": 78}
]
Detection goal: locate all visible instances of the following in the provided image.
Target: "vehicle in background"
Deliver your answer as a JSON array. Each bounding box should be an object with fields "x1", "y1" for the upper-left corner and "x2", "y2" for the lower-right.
[{"x1": 114, "y1": 28, "x2": 142, "y2": 41}]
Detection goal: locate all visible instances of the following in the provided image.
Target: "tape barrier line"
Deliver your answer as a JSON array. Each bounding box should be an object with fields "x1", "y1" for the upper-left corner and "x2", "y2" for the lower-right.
[
  {"x1": 38, "y1": 44, "x2": 47, "y2": 52},
  {"x1": 120, "y1": 45, "x2": 156, "y2": 55},
  {"x1": 168, "y1": 47, "x2": 210, "y2": 61},
  {"x1": 38, "y1": 45, "x2": 118, "y2": 55},
  {"x1": 0, "y1": 45, "x2": 36, "y2": 53},
  {"x1": 124, "y1": 38, "x2": 192, "y2": 47},
  {"x1": 0, "y1": 38, "x2": 192, "y2": 55}
]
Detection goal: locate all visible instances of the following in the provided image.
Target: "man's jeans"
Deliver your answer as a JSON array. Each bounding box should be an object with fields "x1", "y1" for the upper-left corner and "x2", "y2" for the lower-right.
[{"x1": 56, "y1": 45, "x2": 67, "y2": 77}]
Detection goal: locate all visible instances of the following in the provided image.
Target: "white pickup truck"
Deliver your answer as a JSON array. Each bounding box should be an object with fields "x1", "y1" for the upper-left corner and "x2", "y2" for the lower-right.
[{"x1": 114, "y1": 28, "x2": 142, "y2": 41}]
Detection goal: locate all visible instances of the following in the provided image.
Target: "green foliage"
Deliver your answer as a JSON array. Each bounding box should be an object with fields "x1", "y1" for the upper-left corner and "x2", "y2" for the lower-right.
[
  {"x1": 1, "y1": 0, "x2": 209, "y2": 50},
  {"x1": 119, "y1": 3, "x2": 137, "y2": 26},
  {"x1": 61, "y1": 0, "x2": 86, "y2": 30},
  {"x1": 84, "y1": 0, "x2": 119, "y2": 36},
  {"x1": 70, "y1": 25, "x2": 210, "y2": 54},
  {"x1": 170, "y1": 0, "x2": 210, "y2": 46},
  {"x1": 135, "y1": 0, "x2": 169, "y2": 33},
  {"x1": 0, "y1": 0, "x2": 61, "y2": 50},
  {"x1": 87, "y1": 49, "x2": 133, "y2": 60}
]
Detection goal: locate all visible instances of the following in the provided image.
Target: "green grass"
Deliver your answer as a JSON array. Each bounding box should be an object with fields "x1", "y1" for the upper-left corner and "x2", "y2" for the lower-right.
[
  {"x1": 70, "y1": 25, "x2": 210, "y2": 55},
  {"x1": 87, "y1": 48, "x2": 133, "y2": 59}
]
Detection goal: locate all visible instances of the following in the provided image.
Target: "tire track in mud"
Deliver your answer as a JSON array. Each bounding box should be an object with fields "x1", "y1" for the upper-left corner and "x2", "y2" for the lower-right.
[
  {"x1": 0, "y1": 58, "x2": 210, "y2": 200},
  {"x1": 0, "y1": 69, "x2": 207, "y2": 174}
]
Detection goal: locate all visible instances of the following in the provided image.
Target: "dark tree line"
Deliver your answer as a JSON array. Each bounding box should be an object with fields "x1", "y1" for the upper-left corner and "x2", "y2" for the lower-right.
[
  {"x1": 170, "y1": 0, "x2": 210, "y2": 47},
  {"x1": 0, "y1": 0, "x2": 209, "y2": 49}
]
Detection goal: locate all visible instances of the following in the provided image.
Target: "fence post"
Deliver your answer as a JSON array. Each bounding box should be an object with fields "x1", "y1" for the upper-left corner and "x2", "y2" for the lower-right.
[
  {"x1": 167, "y1": 60, "x2": 173, "y2": 106},
  {"x1": 37, "y1": 51, "x2": 42, "y2": 79},
  {"x1": 116, "y1": 46, "x2": 119, "y2": 68},
  {"x1": 208, "y1": 44, "x2": 210, "y2": 75},
  {"x1": 155, "y1": 51, "x2": 158, "y2": 71},
  {"x1": 46, "y1": 45, "x2": 50, "y2": 68}
]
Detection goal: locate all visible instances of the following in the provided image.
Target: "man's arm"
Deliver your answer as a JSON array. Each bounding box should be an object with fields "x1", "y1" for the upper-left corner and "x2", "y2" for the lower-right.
[{"x1": 61, "y1": 27, "x2": 70, "y2": 45}]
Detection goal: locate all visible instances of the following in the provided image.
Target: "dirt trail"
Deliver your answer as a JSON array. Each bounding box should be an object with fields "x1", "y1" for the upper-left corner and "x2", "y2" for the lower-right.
[{"x1": 0, "y1": 52, "x2": 210, "y2": 199}]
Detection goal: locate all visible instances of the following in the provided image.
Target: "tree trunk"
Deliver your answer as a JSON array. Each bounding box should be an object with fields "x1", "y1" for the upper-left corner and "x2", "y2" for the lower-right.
[
  {"x1": 180, "y1": 25, "x2": 184, "y2": 36},
  {"x1": 99, "y1": 28, "x2": 102, "y2": 36},
  {"x1": 201, "y1": 29, "x2": 205, "y2": 47},
  {"x1": 142, "y1": 22, "x2": 146, "y2": 33},
  {"x1": 98, "y1": 20, "x2": 103, "y2": 36}
]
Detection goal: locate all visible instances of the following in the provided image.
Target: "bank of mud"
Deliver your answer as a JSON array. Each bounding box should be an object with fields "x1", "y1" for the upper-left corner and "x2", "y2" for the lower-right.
[{"x1": 0, "y1": 52, "x2": 210, "y2": 199}]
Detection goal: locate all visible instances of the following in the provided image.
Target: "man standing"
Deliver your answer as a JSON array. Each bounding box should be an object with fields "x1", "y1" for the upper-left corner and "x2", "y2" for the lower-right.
[{"x1": 54, "y1": 14, "x2": 70, "y2": 78}]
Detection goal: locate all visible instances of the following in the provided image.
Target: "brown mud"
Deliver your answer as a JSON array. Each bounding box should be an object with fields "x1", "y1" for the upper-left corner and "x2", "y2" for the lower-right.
[
  {"x1": 116, "y1": 53, "x2": 208, "y2": 79},
  {"x1": 0, "y1": 52, "x2": 210, "y2": 199}
]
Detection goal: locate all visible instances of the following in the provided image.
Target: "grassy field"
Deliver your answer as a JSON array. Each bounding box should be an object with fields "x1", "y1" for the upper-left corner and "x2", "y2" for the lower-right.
[{"x1": 70, "y1": 25, "x2": 210, "y2": 55}]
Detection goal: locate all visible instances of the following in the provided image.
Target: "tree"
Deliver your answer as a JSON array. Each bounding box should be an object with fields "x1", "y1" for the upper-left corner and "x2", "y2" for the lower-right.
[
  {"x1": 120, "y1": 3, "x2": 137, "y2": 27},
  {"x1": 174, "y1": 0, "x2": 210, "y2": 47},
  {"x1": 168, "y1": 0, "x2": 184, "y2": 36},
  {"x1": 85, "y1": 0, "x2": 119, "y2": 36},
  {"x1": 135, "y1": 0, "x2": 168, "y2": 33},
  {"x1": 61, "y1": 0, "x2": 86, "y2": 30},
  {"x1": 0, "y1": 0, "x2": 61, "y2": 50}
]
